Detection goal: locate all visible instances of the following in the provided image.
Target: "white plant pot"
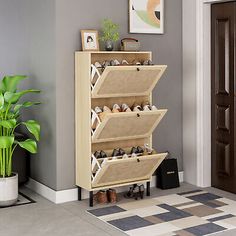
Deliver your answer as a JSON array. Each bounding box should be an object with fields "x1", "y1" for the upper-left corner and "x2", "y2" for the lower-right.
[{"x1": 0, "y1": 173, "x2": 18, "y2": 207}]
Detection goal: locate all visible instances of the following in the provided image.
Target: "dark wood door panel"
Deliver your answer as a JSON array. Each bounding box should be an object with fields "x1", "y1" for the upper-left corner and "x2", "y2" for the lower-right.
[
  {"x1": 215, "y1": 18, "x2": 230, "y2": 96},
  {"x1": 211, "y1": 2, "x2": 236, "y2": 193},
  {"x1": 216, "y1": 104, "x2": 230, "y2": 132}
]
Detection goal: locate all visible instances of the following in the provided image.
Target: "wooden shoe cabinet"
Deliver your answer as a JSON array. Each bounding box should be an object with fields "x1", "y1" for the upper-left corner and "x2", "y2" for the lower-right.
[{"x1": 75, "y1": 51, "x2": 168, "y2": 206}]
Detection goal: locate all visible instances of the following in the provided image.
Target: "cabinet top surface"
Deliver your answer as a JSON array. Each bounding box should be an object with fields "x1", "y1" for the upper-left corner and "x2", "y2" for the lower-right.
[{"x1": 75, "y1": 51, "x2": 151, "y2": 54}]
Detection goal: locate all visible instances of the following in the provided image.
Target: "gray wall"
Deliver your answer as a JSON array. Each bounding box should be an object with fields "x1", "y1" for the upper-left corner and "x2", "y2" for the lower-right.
[
  {"x1": 0, "y1": 0, "x2": 58, "y2": 190},
  {"x1": 24, "y1": 0, "x2": 57, "y2": 190},
  {"x1": 55, "y1": 0, "x2": 183, "y2": 190},
  {"x1": 0, "y1": 0, "x2": 183, "y2": 191},
  {"x1": 182, "y1": 0, "x2": 197, "y2": 184},
  {"x1": 0, "y1": 0, "x2": 29, "y2": 76}
]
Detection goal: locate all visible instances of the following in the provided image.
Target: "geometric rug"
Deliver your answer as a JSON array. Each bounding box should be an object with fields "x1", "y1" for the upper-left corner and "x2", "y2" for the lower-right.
[
  {"x1": 0, "y1": 192, "x2": 35, "y2": 209},
  {"x1": 88, "y1": 190, "x2": 236, "y2": 236}
]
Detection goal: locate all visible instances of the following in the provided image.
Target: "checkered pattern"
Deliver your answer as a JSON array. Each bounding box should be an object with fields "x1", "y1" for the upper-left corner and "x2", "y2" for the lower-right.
[{"x1": 88, "y1": 190, "x2": 236, "y2": 236}]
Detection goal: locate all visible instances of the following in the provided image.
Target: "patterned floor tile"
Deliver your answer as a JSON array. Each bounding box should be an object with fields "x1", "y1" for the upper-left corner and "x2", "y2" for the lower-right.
[
  {"x1": 154, "y1": 210, "x2": 191, "y2": 222},
  {"x1": 87, "y1": 190, "x2": 236, "y2": 236},
  {"x1": 183, "y1": 205, "x2": 222, "y2": 217},
  {"x1": 202, "y1": 199, "x2": 228, "y2": 209},
  {"x1": 184, "y1": 223, "x2": 226, "y2": 236},
  {"x1": 208, "y1": 214, "x2": 234, "y2": 222},
  {"x1": 187, "y1": 193, "x2": 221, "y2": 204},
  {"x1": 100, "y1": 211, "x2": 135, "y2": 221},
  {"x1": 178, "y1": 191, "x2": 208, "y2": 198},
  {"x1": 176, "y1": 202, "x2": 203, "y2": 210},
  {"x1": 178, "y1": 190, "x2": 205, "y2": 196},
  {"x1": 223, "y1": 216, "x2": 236, "y2": 227},
  {"x1": 118, "y1": 198, "x2": 161, "y2": 210},
  {"x1": 156, "y1": 194, "x2": 194, "y2": 206},
  {"x1": 108, "y1": 215, "x2": 153, "y2": 231},
  {"x1": 144, "y1": 215, "x2": 164, "y2": 224},
  {"x1": 129, "y1": 205, "x2": 168, "y2": 217},
  {"x1": 217, "y1": 205, "x2": 236, "y2": 215},
  {"x1": 202, "y1": 211, "x2": 230, "y2": 220},
  {"x1": 175, "y1": 230, "x2": 196, "y2": 236},
  {"x1": 126, "y1": 222, "x2": 180, "y2": 236},
  {"x1": 88, "y1": 206, "x2": 125, "y2": 217},
  {"x1": 171, "y1": 216, "x2": 208, "y2": 229},
  {"x1": 213, "y1": 220, "x2": 236, "y2": 230}
]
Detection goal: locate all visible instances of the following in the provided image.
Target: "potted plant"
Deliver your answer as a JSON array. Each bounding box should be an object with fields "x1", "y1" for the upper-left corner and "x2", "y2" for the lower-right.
[
  {"x1": 0, "y1": 75, "x2": 40, "y2": 207},
  {"x1": 100, "y1": 19, "x2": 120, "y2": 51}
]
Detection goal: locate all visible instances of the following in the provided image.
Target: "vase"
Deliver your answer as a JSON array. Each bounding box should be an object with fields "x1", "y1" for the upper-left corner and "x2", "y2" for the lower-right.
[
  {"x1": 0, "y1": 173, "x2": 18, "y2": 207},
  {"x1": 104, "y1": 40, "x2": 114, "y2": 51}
]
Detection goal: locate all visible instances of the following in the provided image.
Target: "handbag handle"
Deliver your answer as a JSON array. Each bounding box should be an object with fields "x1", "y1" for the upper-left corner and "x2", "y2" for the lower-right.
[{"x1": 121, "y1": 38, "x2": 139, "y2": 45}]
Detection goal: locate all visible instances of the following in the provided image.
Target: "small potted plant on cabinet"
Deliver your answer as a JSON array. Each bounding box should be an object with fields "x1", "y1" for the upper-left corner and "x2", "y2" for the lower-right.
[
  {"x1": 0, "y1": 75, "x2": 40, "y2": 207},
  {"x1": 100, "y1": 19, "x2": 120, "y2": 51}
]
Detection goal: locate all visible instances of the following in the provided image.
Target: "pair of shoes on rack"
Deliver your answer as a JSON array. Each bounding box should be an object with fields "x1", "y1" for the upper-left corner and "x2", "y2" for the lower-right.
[
  {"x1": 131, "y1": 146, "x2": 144, "y2": 155},
  {"x1": 95, "y1": 189, "x2": 117, "y2": 204},
  {"x1": 91, "y1": 106, "x2": 111, "y2": 130},
  {"x1": 133, "y1": 102, "x2": 158, "y2": 112},
  {"x1": 91, "y1": 104, "x2": 132, "y2": 130},
  {"x1": 94, "y1": 150, "x2": 107, "y2": 159},
  {"x1": 143, "y1": 144, "x2": 157, "y2": 155},
  {"x1": 93, "y1": 59, "x2": 154, "y2": 69},
  {"x1": 113, "y1": 103, "x2": 132, "y2": 113},
  {"x1": 124, "y1": 184, "x2": 145, "y2": 200},
  {"x1": 112, "y1": 148, "x2": 126, "y2": 157},
  {"x1": 94, "y1": 60, "x2": 120, "y2": 69}
]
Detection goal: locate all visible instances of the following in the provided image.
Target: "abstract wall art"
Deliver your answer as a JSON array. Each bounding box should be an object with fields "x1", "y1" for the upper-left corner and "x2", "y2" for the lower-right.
[{"x1": 129, "y1": 0, "x2": 164, "y2": 34}]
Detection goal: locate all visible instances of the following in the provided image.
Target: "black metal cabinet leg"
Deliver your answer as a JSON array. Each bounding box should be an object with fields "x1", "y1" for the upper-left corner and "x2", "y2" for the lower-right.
[
  {"x1": 78, "y1": 187, "x2": 82, "y2": 201},
  {"x1": 89, "y1": 191, "x2": 94, "y2": 207},
  {"x1": 146, "y1": 182, "x2": 150, "y2": 196}
]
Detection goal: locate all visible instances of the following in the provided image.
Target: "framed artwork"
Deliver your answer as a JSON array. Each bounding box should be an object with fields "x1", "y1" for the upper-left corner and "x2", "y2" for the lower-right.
[
  {"x1": 81, "y1": 30, "x2": 99, "y2": 51},
  {"x1": 129, "y1": 0, "x2": 164, "y2": 34}
]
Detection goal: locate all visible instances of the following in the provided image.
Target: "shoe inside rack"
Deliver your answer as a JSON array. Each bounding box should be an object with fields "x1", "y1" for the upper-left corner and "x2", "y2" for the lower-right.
[{"x1": 91, "y1": 103, "x2": 159, "y2": 133}]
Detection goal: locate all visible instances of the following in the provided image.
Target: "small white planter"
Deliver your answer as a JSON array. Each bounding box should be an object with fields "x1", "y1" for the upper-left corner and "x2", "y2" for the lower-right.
[{"x1": 0, "y1": 173, "x2": 18, "y2": 207}]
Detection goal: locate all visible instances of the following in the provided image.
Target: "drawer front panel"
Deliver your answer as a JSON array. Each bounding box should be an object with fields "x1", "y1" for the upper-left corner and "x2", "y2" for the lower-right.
[
  {"x1": 92, "y1": 65, "x2": 167, "y2": 98},
  {"x1": 92, "y1": 110, "x2": 167, "y2": 143},
  {"x1": 92, "y1": 153, "x2": 167, "y2": 187}
]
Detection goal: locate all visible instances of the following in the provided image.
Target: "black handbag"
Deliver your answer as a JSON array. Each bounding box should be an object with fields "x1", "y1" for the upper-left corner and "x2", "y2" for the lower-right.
[{"x1": 156, "y1": 158, "x2": 180, "y2": 189}]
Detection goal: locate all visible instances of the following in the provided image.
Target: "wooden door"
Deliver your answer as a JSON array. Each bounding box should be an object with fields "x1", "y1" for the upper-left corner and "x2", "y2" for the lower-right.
[{"x1": 211, "y1": 2, "x2": 236, "y2": 192}]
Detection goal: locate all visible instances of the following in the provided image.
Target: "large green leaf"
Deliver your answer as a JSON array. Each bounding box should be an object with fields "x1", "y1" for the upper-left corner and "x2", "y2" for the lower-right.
[
  {"x1": 0, "y1": 75, "x2": 27, "y2": 93},
  {"x1": 16, "y1": 139, "x2": 37, "y2": 153},
  {"x1": 0, "y1": 119, "x2": 16, "y2": 129},
  {"x1": 0, "y1": 93, "x2": 4, "y2": 110},
  {"x1": 22, "y1": 120, "x2": 40, "y2": 141},
  {"x1": 14, "y1": 101, "x2": 41, "y2": 114},
  {"x1": 4, "y1": 90, "x2": 40, "y2": 104},
  {"x1": 0, "y1": 136, "x2": 14, "y2": 149}
]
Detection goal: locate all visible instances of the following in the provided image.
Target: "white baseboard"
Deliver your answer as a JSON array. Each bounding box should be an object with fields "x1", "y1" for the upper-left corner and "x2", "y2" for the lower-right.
[{"x1": 25, "y1": 171, "x2": 184, "y2": 204}]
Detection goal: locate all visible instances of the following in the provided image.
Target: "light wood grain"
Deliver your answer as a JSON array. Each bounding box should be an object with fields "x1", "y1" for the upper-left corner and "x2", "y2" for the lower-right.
[
  {"x1": 75, "y1": 51, "x2": 167, "y2": 192},
  {"x1": 92, "y1": 110, "x2": 167, "y2": 143},
  {"x1": 92, "y1": 153, "x2": 167, "y2": 187},
  {"x1": 75, "y1": 52, "x2": 91, "y2": 189},
  {"x1": 92, "y1": 65, "x2": 167, "y2": 98}
]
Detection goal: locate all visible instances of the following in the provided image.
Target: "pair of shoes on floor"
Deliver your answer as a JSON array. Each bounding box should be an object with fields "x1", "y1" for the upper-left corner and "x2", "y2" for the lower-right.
[
  {"x1": 124, "y1": 184, "x2": 145, "y2": 200},
  {"x1": 95, "y1": 189, "x2": 117, "y2": 204}
]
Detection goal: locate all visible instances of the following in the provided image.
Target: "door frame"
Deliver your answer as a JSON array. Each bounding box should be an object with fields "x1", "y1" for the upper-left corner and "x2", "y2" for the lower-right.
[{"x1": 184, "y1": 0, "x2": 234, "y2": 187}]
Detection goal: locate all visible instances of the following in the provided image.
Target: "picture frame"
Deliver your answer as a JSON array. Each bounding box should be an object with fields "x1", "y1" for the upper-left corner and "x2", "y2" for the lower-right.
[
  {"x1": 129, "y1": 0, "x2": 164, "y2": 34},
  {"x1": 81, "y1": 30, "x2": 99, "y2": 51}
]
